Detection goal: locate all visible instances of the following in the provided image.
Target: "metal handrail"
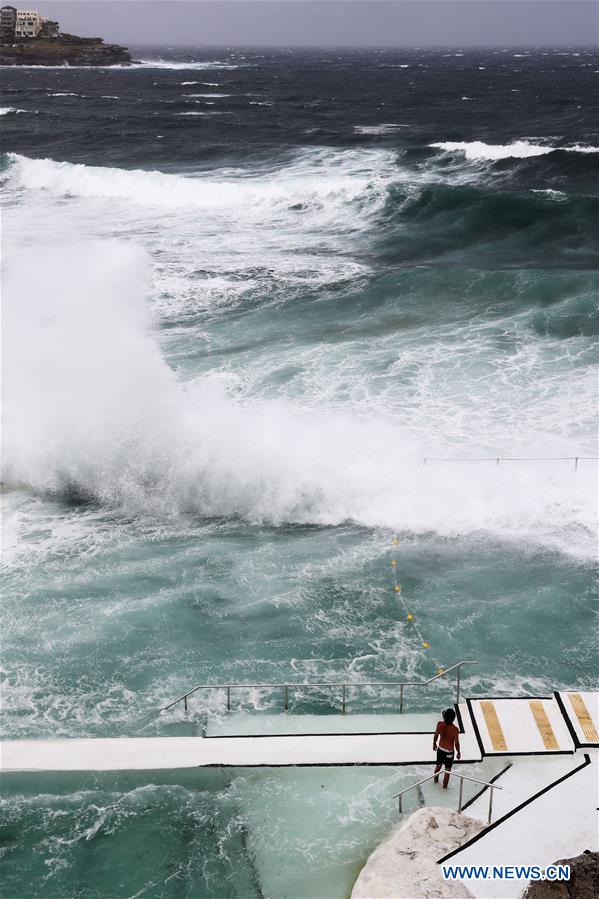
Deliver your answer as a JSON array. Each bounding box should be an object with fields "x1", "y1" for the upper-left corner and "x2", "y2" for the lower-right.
[
  {"x1": 393, "y1": 770, "x2": 503, "y2": 824},
  {"x1": 160, "y1": 659, "x2": 478, "y2": 713}
]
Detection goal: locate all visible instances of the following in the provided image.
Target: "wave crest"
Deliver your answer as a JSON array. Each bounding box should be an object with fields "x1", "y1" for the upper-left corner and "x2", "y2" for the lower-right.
[
  {"x1": 5, "y1": 150, "x2": 392, "y2": 213},
  {"x1": 431, "y1": 140, "x2": 599, "y2": 160}
]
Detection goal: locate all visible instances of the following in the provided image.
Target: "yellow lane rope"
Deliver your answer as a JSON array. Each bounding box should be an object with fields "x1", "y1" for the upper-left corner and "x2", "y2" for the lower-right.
[{"x1": 390, "y1": 533, "x2": 444, "y2": 676}]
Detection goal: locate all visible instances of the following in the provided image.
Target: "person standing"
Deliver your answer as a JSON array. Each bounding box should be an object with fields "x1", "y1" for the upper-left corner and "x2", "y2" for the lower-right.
[{"x1": 433, "y1": 708, "x2": 461, "y2": 788}]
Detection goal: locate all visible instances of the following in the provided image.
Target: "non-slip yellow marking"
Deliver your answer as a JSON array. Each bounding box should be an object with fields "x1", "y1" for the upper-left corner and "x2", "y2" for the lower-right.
[
  {"x1": 568, "y1": 693, "x2": 599, "y2": 744},
  {"x1": 529, "y1": 700, "x2": 559, "y2": 750},
  {"x1": 480, "y1": 700, "x2": 508, "y2": 752}
]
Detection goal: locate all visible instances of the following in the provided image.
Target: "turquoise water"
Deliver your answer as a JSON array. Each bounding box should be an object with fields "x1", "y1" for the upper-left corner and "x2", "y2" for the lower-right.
[
  {"x1": 2, "y1": 762, "x2": 507, "y2": 899},
  {"x1": 1, "y1": 46, "x2": 598, "y2": 898}
]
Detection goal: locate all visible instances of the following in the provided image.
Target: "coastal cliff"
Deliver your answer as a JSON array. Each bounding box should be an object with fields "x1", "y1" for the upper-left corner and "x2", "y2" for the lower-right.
[{"x1": 0, "y1": 33, "x2": 132, "y2": 66}]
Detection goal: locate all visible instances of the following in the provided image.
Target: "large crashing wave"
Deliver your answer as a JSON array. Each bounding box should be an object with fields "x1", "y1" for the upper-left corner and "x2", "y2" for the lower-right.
[
  {"x1": 1, "y1": 241, "x2": 594, "y2": 556},
  {"x1": 7, "y1": 150, "x2": 598, "y2": 274},
  {"x1": 6, "y1": 150, "x2": 392, "y2": 213}
]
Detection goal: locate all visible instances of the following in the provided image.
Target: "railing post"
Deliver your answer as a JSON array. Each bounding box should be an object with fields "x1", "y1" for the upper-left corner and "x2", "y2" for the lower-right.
[
  {"x1": 342, "y1": 685, "x2": 347, "y2": 714},
  {"x1": 184, "y1": 695, "x2": 188, "y2": 714},
  {"x1": 488, "y1": 788, "x2": 494, "y2": 824},
  {"x1": 400, "y1": 684, "x2": 404, "y2": 713},
  {"x1": 455, "y1": 666, "x2": 461, "y2": 706},
  {"x1": 457, "y1": 777, "x2": 464, "y2": 812},
  {"x1": 398, "y1": 793, "x2": 403, "y2": 814},
  {"x1": 574, "y1": 456, "x2": 579, "y2": 471},
  {"x1": 284, "y1": 685, "x2": 289, "y2": 712},
  {"x1": 227, "y1": 686, "x2": 231, "y2": 712}
]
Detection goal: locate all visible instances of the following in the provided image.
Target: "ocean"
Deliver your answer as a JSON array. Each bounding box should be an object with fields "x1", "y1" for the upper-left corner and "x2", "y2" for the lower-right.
[{"x1": 1, "y1": 46, "x2": 598, "y2": 898}]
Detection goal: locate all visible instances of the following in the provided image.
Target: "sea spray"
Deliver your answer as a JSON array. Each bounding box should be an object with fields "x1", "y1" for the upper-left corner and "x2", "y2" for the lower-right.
[{"x1": 2, "y1": 242, "x2": 594, "y2": 555}]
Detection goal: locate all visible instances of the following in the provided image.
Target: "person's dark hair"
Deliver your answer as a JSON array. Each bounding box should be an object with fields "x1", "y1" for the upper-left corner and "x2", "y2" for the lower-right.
[{"x1": 442, "y1": 708, "x2": 456, "y2": 724}]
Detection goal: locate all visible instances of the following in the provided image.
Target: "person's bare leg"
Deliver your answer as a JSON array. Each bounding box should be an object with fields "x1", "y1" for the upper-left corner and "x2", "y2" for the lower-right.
[
  {"x1": 433, "y1": 763, "x2": 441, "y2": 784},
  {"x1": 443, "y1": 771, "x2": 450, "y2": 789}
]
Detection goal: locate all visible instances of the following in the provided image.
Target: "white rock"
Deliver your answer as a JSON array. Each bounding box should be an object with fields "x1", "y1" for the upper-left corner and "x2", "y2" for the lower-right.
[{"x1": 351, "y1": 806, "x2": 483, "y2": 899}]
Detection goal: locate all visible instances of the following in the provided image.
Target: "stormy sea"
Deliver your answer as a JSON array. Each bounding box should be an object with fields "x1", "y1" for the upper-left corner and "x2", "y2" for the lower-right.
[{"x1": 1, "y1": 46, "x2": 598, "y2": 898}]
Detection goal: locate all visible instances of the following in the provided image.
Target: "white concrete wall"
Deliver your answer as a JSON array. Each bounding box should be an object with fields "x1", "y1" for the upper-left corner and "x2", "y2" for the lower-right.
[{"x1": 443, "y1": 757, "x2": 598, "y2": 899}]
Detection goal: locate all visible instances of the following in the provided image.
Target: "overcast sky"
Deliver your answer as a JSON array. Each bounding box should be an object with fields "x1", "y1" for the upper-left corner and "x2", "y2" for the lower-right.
[{"x1": 33, "y1": 1, "x2": 599, "y2": 47}]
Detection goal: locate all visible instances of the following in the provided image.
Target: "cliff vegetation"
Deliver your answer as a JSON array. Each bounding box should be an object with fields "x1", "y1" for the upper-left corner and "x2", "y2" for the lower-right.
[{"x1": 0, "y1": 33, "x2": 132, "y2": 66}]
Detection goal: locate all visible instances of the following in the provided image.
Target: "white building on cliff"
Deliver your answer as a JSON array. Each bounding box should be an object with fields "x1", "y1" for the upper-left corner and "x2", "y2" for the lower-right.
[
  {"x1": 1, "y1": 7, "x2": 59, "y2": 40},
  {"x1": 15, "y1": 8, "x2": 41, "y2": 37}
]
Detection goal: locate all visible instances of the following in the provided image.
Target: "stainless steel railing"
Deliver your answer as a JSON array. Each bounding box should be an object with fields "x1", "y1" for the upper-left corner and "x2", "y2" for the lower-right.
[
  {"x1": 393, "y1": 770, "x2": 503, "y2": 824},
  {"x1": 160, "y1": 659, "x2": 478, "y2": 714}
]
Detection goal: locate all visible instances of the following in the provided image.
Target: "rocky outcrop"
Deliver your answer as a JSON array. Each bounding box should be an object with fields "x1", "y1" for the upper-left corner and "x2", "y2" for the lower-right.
[
  {"x1": 351, "y1": 806, "x2": 482, "y2": 899},
  {"x1": 0, "y1": 34, "x2": 132, "y2": 66},
  {"x1": 522, "y1": 851, "x2": 599, "y2": 899}
]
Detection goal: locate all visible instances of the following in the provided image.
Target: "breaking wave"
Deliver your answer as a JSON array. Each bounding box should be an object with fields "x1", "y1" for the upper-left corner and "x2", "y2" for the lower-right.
[
  {"x1": 5, "y1": 150, "x2": 392, "y2": 213},
  {"x1": 431, "y1": 140, "x2": 599, "y2": 160},
  {"x1": 2, "y1": 242, "x2": 594, "y2": 558},
  {"x1": 134, "y1": 59, "x2": 251, "y2": 70}
]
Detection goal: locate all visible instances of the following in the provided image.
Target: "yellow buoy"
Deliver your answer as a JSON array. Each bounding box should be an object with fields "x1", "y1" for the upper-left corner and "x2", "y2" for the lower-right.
[
  {"x1": 406, "y1": 613, "x2": 413, "y2": 621},
  {"x1": 391, "y1": 559, "x2": 397, "y2": 568},
  {"x1": 437, "y1": 667, "x2": 445, "y2": 675},
  {"x1": 422, "y1": 641, "x2": 430, "y2": 649},
  {"x1": 395, "y1": 585, "x2": 401, "y2": 593}
]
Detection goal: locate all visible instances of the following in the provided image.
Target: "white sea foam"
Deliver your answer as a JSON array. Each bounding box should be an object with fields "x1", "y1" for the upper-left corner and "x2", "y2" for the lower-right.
[
  {"x1": 2, "y1": 148, "x2": 389, "y2": 320},
  {"x1": 431, "y1": 140, "x2": 599, "y2": 160},
  {"x1": 2, "y1": 242, "x2": 594, "y2": 558},
  {"x1": 135, "y1": 59, "x2": 247, "y2": 70},
  {"x1": 12, "y1": 60, "x2": 249, "y2": 71},
  {"x1": 6, "y1": 151, "x2": 389, "y2": 213},
  {"x1": 0, "y1": 106, "x2": 27, "y2": 115},
  {"x1": 176, "y1": 110, "x2": 228, "y2": 116},
  {"x1": 354, "y1": 124, "x2": 408, "y2": 135},
  {"x1": 431, "y1": 140, "x2": 554, "y2": 160},
  {"x1": 563, "y1": 143, "x2": 599, "y2": 154},
  {"x1": 182, "y1": 93, "x2": 231, "y2": 98}
]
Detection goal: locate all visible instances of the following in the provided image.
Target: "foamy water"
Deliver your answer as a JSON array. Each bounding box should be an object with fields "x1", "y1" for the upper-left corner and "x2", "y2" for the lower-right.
[{"x1": 1, "y1": 46, "x2": 597, "y2": 899}]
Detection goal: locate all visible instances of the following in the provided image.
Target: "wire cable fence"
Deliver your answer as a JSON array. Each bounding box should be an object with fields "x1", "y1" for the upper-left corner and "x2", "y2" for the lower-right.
[{"x1": 422, "y1": 456, "x2": 597, "y2": 471}]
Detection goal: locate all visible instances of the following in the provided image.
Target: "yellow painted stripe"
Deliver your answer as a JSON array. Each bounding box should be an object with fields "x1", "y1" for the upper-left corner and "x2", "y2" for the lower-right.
[
  {"x1": 480, "y1": 700, "x2": 508, "y2": 752},
  {"x1": 568, "y1": 693, "x2": 599, "y2": 744},
  {"x1": 529, "y1": 700, "x2": 559, "y2": 750}
]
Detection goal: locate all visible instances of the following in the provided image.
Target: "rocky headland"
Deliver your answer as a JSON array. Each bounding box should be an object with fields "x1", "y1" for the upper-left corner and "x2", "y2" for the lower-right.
[
  {"x1": 0, "y1": 33, "x2": 132, "y2": 66},
  {"x1": 522, "y1": 851, "x2": 599, "y2": 899}
]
